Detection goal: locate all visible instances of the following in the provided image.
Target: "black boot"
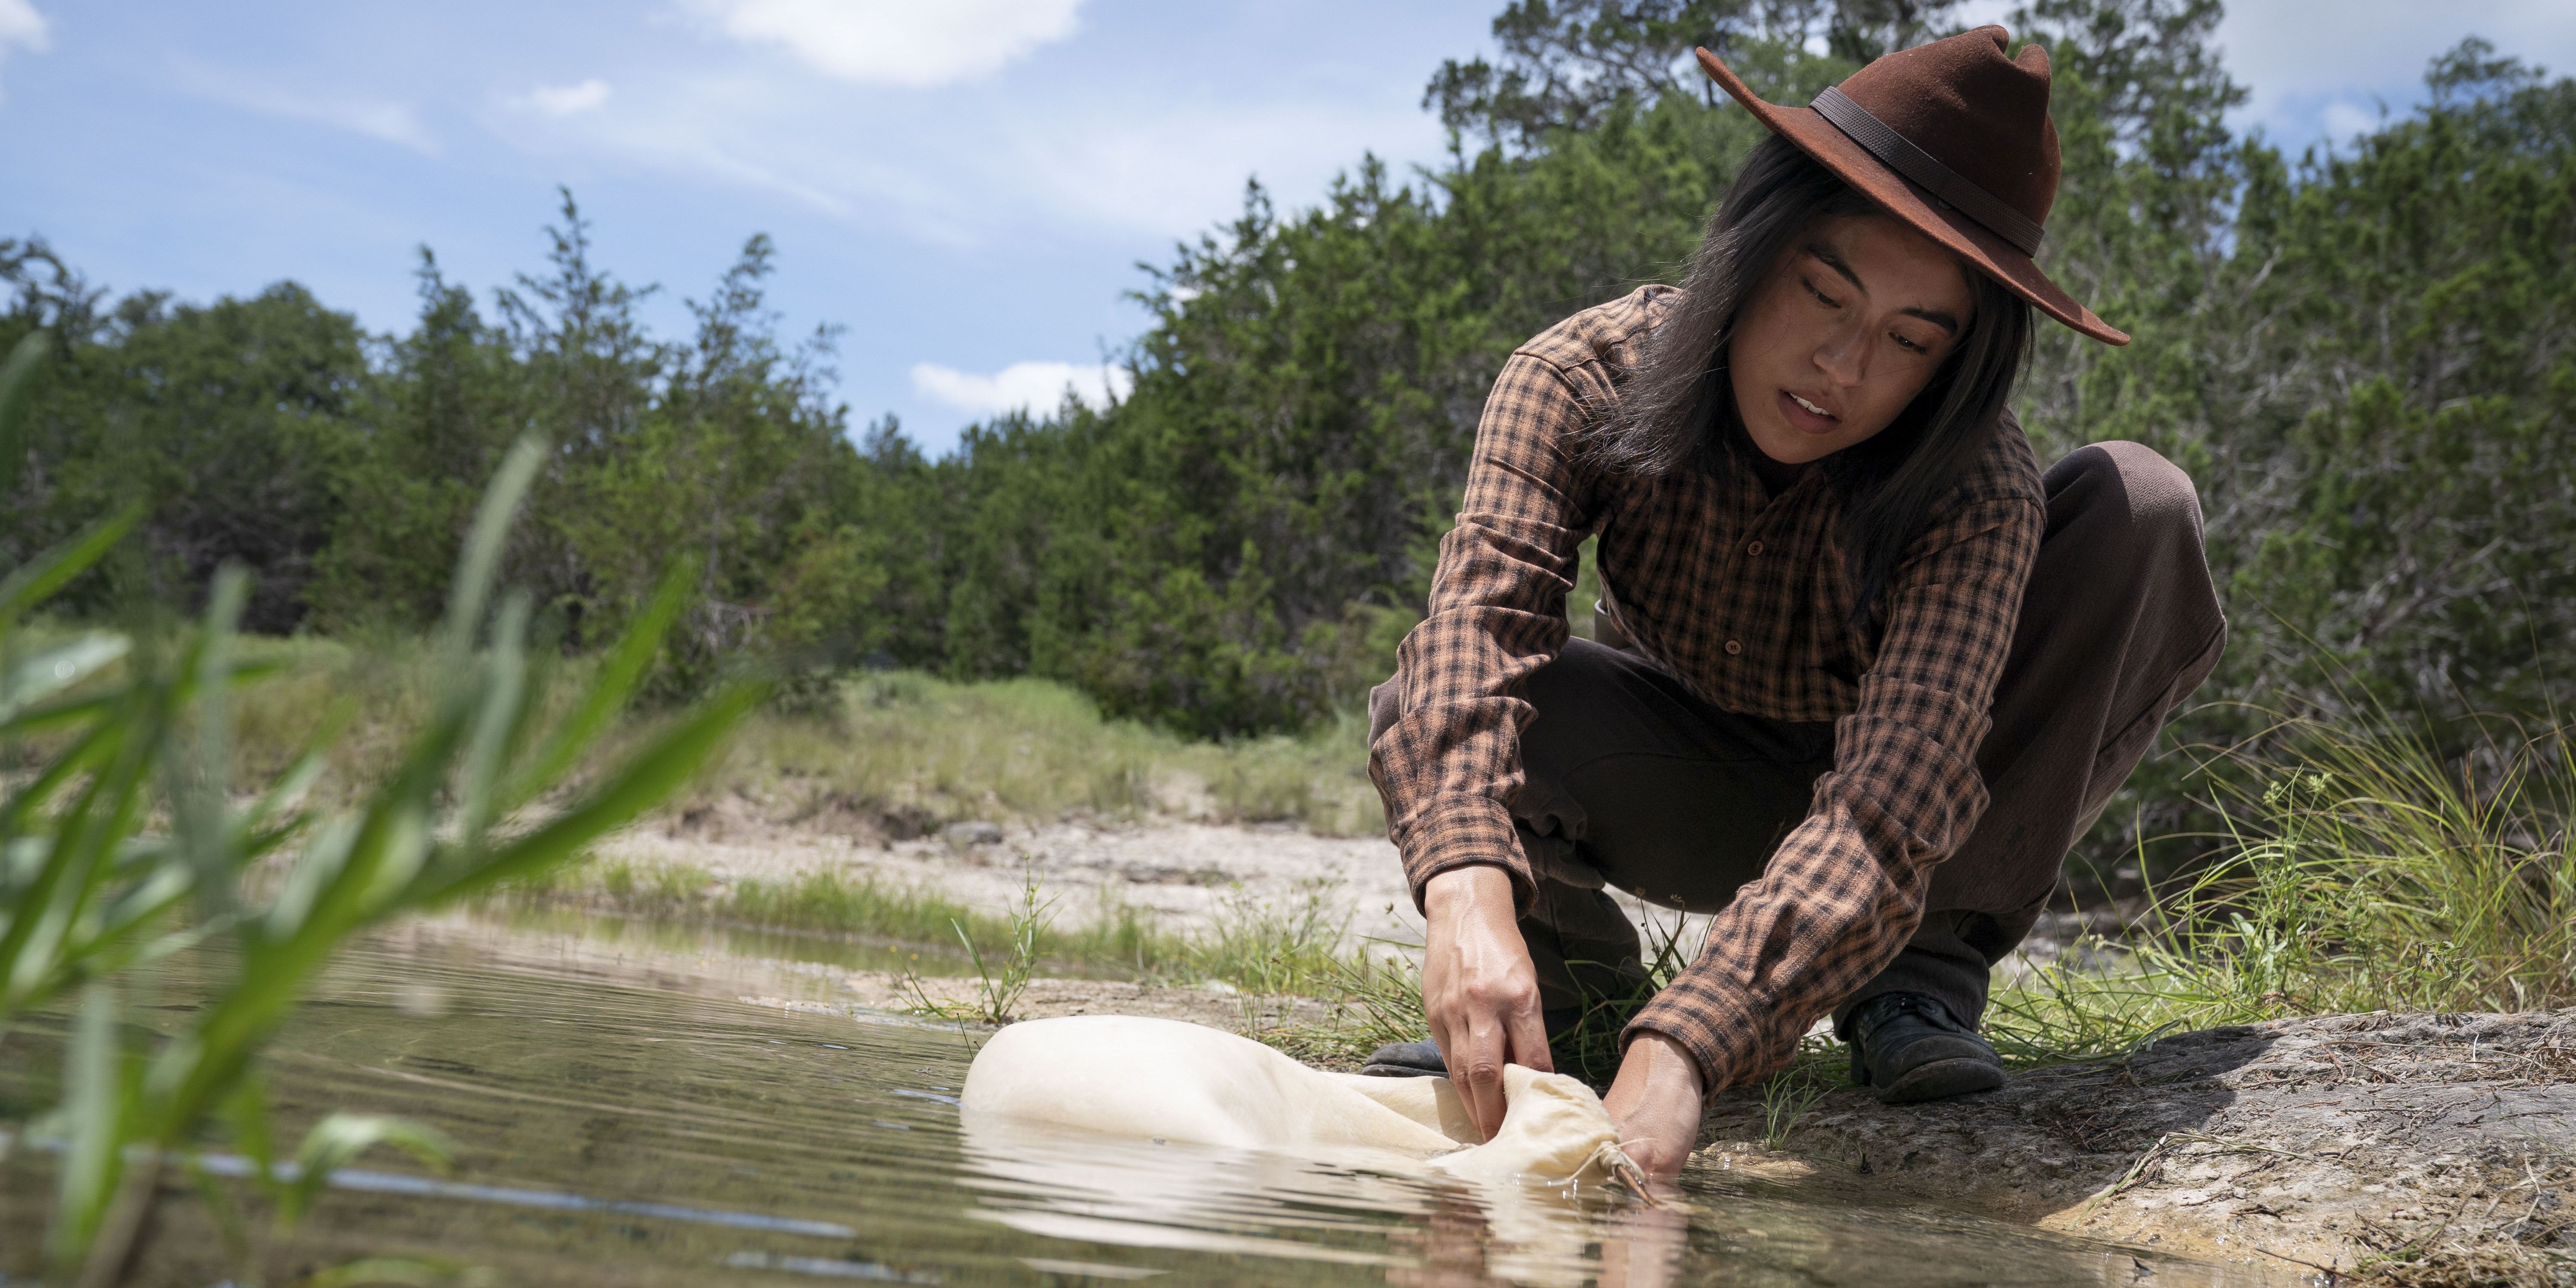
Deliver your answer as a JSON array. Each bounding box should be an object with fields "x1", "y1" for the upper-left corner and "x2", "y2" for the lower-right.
[
  {"x1": 1844, "y1": 993, "x2": 2005, "y2": 1104},
  {"x1": 1360, "y1": 1039, "x2": 1446, "y2": 1078},
  {"x1": 1358, "y1": 1008, "x2": 1585, "y2": 1079}
]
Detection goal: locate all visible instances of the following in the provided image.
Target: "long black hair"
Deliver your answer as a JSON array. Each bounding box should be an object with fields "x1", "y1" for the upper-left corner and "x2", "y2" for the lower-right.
[{"x1": 1585, "y1": 135, "x2": 2035, "y2": 624}]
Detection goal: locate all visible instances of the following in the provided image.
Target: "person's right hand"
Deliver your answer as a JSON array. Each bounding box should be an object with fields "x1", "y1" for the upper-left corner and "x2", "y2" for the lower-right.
[{"x1": 1420, "y1": 864, "x2": 1550, "y2": 1142}]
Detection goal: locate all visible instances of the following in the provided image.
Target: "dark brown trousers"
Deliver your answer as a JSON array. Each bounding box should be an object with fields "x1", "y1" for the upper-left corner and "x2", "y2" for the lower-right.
[{"x1": 1373, "y1": 442, "x2": 2227, "y2": 1036}]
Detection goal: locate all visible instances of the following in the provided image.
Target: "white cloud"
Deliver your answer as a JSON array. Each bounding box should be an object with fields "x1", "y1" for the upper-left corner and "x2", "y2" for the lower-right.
[
  {"x1": 2217, "y1": 0, "x2": 2576, "y2": 141},
  {"x1": 912, "y1": 360, "x2": 1131, "y2": 419},
  {"x1": 0, "y1": 0, "x2": 51, "y2": 104},
  {"x1": 687, "y1": 0, "x2": 1084, "y2": 88},
  {"x1": 175, "y1": 59, "x2": 437, "y2": 153},
  {"x1": 996, "y1": 95, "x2": 1441, "y2": 239},
  {"x1": 509, "y1": 52, "x2": 1440, "y2": 246},
  {"x1": 519, "y1": 78, "x2": 612, "y2": 116}
]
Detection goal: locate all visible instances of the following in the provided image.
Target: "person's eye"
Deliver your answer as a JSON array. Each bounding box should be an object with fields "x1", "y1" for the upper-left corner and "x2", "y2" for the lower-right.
[
  {"x1": 1891, "y1": 332, "x2": 1929, "y2": 354},
  {"x1": 1803, "y1": 276, "x2": 1839, "y2": 308}
]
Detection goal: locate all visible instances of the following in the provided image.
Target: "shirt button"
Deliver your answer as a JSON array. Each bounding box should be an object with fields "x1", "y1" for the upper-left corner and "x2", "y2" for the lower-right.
[
  {"x1": 1725, "y1": 640, "x2": 1743, "y2": 656},
  {"x1": 1747, "y1": 541, "x2": 1763, "y2": 556}
]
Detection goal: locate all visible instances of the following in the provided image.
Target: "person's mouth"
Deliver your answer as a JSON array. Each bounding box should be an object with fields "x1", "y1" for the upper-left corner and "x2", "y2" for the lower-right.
[{"x1": 1778, "y1": 389, "x2": 1842, "y2": 433}]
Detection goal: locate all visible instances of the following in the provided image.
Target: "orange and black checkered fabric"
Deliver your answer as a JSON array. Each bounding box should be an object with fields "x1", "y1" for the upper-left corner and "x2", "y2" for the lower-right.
[{"x1": 1367, "y1": 285, "x2": 2044, "y2": 1094}]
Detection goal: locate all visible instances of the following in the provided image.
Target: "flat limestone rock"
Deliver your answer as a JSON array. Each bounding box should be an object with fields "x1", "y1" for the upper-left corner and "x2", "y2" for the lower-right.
[{"x1": 1697, "y1": 1009, "x2": 2576, "y2": 1282}]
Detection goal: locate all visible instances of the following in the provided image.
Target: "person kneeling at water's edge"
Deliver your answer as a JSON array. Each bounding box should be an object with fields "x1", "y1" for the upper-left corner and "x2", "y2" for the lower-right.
[{"x1": 1361, "y1": 27, "x2": 2226, "y2": 1179}]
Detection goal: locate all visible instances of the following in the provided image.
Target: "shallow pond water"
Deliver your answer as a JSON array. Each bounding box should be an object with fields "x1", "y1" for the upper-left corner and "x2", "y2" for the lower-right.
[{"x1": 2, "y1": 929, "x2": 2278, "y2": 1286}]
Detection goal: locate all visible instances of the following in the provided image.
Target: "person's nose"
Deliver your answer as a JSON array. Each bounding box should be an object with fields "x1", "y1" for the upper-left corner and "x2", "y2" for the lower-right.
[{"x1": 1813, "y1": 319, "x2": 1868, "y2": 389}]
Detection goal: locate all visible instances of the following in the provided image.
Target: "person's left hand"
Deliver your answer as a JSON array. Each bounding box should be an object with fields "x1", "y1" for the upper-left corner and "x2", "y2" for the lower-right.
[{"x1": 1601, "y1": 1031, "x2": 1703, "y2": 1179}]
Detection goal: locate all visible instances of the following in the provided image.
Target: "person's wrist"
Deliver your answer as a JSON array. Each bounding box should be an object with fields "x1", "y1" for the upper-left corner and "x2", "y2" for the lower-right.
[
  {"x1": 1423, "y1": 862, "x2": 1511, "y2": 922},
  {"x1": 1606, "y1": 1031, "x2": 1704, "y2": 1119},
  {"x1": 1632, "y1": 1031, "x2": 1704, "y2": 1100}
]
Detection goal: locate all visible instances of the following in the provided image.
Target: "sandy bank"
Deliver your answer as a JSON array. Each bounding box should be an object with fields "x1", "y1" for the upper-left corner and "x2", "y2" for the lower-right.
[{"x1": 599, "y1": 801, "x2": 1432, "y2": 946}]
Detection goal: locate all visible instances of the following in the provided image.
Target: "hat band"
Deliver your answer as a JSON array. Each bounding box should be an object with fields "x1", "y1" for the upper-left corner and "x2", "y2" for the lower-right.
[{"x1": 1810, "y1": 85, "x2": 2047, "y2": 256}]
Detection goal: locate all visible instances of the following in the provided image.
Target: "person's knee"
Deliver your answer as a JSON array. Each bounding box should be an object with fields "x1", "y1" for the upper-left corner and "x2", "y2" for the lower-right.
[
  {"x1": 2063, "y1": 440, "x2": 2204, "y2": 556},
  {"x1": 1519, "y1": 637, "x2": 1628, "y2": 716},
  {"x1": 1366, "y1": 677, "x2": 1403, "y2": 744}
]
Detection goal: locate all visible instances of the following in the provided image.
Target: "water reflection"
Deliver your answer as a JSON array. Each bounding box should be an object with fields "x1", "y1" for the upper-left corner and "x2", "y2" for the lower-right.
[{"x1": 0, "y1": 925, "x2": 2280, "y2": 1286}]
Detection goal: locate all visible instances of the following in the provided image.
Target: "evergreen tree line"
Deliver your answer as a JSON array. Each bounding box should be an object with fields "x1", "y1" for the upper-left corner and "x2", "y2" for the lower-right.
[{"x1": 1, "y1": 0, "x2": 2569, "y2": 779}]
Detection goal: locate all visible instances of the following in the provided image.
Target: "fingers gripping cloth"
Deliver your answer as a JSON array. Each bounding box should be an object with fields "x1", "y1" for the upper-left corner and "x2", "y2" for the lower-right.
[{"x1": 960, "y1": 1016, "x2": 1647, "y2": 1191}]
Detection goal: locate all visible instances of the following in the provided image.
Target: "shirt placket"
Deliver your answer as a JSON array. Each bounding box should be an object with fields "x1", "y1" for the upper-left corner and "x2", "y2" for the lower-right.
[{"x1": 1716, "y1": 464, "x2": 1810, "y2": 670}]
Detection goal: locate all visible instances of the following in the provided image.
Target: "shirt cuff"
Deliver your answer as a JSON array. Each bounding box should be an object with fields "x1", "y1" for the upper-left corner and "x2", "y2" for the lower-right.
[
  {"x1": 1396, "y1": 796, "x2": 1535, "y2": 918},
  {"x1": 1621, "y1": 981, "x2": 1761, "y2": 1096}
]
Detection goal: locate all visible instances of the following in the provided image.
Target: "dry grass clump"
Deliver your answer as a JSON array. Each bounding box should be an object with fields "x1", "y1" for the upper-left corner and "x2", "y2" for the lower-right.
[{"x1": 1992, "y1": 714, "x2": 2575, "y2": 1063}]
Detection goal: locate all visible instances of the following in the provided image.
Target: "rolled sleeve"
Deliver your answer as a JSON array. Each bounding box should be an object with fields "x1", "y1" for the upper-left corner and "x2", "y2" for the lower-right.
[{"x1": 1367, "y1": 352, "x2": 1602, "y2": 916}]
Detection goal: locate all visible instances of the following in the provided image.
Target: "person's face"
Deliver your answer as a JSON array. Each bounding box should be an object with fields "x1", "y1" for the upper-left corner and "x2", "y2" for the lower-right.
[{"x1": 1727, "y1": 213, "x2": 1977, "y2": 465}]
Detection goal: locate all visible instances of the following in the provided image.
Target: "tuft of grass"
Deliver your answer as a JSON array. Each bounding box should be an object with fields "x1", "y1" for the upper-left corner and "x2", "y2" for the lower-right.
[
  {"x1": 1249, "y1": 947, "x2": 1424, "y2": 1068},
  {"x1": 1990, "y1": 713, "x2": 2576, "y2": 1063},
  {"x1": 902, "y1": 869, "x2": 1054, "y2": 1025},
  {"x1": 1190, "y1": 881, "x2": 1352, "y2": 998},
  {"x1": 1757, "y1": 1059, "x2": 1838, "y2": 1150}
]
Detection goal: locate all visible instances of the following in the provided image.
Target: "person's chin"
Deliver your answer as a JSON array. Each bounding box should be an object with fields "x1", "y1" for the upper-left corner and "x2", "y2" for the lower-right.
[{"x1": 1748, "y1": 423, "x2": 1830, "y2": 466}]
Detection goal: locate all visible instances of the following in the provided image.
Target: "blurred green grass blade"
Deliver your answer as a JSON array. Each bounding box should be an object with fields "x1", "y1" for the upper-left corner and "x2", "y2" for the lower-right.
[
  {"x1": 421, "y1": 679, "x2": 764, "y2": 906},
  {"x1": 222, "y1": 1074, "x2": 279, "y2": 1203},
  {"x1": 0, "y1": 753, "x2": 122, "y2": 1015},
  {"x1": 0, "y1": 711, "x2": 121, "y2": 840},
  {"x1": 0, "y1": 690, "x2": 122, "y2": 739},
  {"x1": 0, "y1": 504, "x2": 143, "y2": 632},
  {"x1": 454, "y1": 592, "x2": 531, "y2": 845},
  {"x1": 235, "y1": 741, "x2": 331, "y2": 854},
  {"x1": 49, "y1": 980, "x2": 125, "y2": 1269},
  {"x1": 438, "y1": 437, "x2": 542, "y2": 670},
  {"x1": 0, "y1": 633, "x2": 129, "y2": 720},
  {"x1": 282, "y1": 1113, "x2": 456, "y2": 1226},
  {"x1": 165, "y1": 793, "x2": 439, "y2": 1128},
  {"x1": 500, "y1": 558, "x2": 694, "y2": 814}
]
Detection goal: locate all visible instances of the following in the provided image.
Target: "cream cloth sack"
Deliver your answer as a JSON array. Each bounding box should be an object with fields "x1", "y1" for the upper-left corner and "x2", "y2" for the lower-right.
[{"x1": 960, "y1": 1015, "x2": 1640, "y2": 1187}]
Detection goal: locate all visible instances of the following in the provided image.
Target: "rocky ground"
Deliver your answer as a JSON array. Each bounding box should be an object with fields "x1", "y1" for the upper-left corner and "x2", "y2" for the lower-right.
[{"x1": 1699, "y1": 1010, "x2": 2576, "y2": 1285}]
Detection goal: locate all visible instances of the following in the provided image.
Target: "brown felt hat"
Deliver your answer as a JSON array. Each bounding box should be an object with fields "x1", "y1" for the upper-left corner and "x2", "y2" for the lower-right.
[{"x1": 1694, "y1": 27, "x2": 2127, "y2": 345}]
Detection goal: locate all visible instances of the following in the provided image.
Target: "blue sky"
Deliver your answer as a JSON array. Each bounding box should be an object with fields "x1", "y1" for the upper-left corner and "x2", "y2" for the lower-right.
[{"x1": 4, "y1": 1, "x2": 2573, "y2": 456}]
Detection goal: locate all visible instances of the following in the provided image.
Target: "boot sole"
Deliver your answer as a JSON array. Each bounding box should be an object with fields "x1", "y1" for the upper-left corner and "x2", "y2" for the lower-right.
[{"x1": 1872, "y1": 1057, "x2": 2006, "y2": 1104}]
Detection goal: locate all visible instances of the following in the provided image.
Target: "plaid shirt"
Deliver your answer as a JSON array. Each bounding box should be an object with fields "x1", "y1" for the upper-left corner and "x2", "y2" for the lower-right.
[{"x1": 1368, "y1": 285, "x2": 2044, "y2": 1094}]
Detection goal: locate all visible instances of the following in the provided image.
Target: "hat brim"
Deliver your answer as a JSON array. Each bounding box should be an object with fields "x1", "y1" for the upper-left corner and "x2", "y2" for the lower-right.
[{"x1": 1693, "y1": 47, "x2": 2128, "y2": 346}]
